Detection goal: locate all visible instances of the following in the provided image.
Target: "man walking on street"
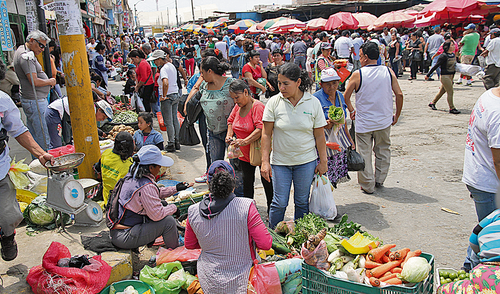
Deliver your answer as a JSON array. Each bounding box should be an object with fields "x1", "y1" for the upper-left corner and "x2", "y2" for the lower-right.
[
  {"x1": 425, "y1": 28, "x2": 445, "y2": 80},
  {"x1": 13, "y1": 30, "x2": 55, "y2": 150},
  {"x1": 344, "y1": 42, "x2": 404, "y2": 194},
  {"x1": 457, "y1": 24, "x2": 480, "y2": 86},
  {"x1": 229, "y1": 36, "x2": 244, "y2": 79},
  {"x1": 292, "y1": 37, "x2": 307, "y2": 69},
  {"x1": 480, "y1": 29, "x2": 500, "y2": 90}
]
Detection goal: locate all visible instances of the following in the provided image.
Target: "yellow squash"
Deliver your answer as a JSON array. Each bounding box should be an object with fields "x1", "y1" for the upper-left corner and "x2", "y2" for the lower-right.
[{"x1": 340, "y1": 231, "x2": 377, "y2": 254}]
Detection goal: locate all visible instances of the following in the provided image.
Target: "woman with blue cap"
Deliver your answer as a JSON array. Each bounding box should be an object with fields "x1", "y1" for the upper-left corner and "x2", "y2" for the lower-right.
[
  {"x1": 184, "y1": 160, "x2": 272, "y2": 293},
  {"x1": 110, "y1": 145, "x2": 191, "y2": 250}
]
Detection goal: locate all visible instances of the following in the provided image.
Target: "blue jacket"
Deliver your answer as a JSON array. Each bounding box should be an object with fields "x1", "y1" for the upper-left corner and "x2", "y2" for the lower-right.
[{"x1": 133, "y1": 129, "x2": 164, "y2": 150}]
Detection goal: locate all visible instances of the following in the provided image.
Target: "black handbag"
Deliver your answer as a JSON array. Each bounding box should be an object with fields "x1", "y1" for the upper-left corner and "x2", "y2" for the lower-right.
[
  {"x1": 179, "y1": 92, "x2": 202, "y2": 146},
  {"x1": 347, "y1": 149, "x2": 365, "y2": 172}
]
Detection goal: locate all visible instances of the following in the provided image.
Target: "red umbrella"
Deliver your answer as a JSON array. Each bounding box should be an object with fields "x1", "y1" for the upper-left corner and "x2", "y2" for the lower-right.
[
  {"x1": 353, "y1": 12, "x2": 377, "y2": 29},
  {"x1": 325, "y1": 12, "x2": 359, "y2": 30},
  {"x1": 372, "y1": 11, "x2": 415, "y2": 30},
  {"x1": 420, "y1": 0, "x2": 478, "y2": 18},
  {"x1": 268, "y1": 18, "x2": 306, "y2": 32},
  {"x1": 306, "y1": 18, "x2": 327, "y2": 31}
]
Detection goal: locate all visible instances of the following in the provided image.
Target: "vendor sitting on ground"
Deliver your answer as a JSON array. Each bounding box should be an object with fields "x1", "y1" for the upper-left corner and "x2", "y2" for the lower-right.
[
  {"x1": 45, "y1": 96, "x2": 113, "y2": 149},
  {"x1": 94, "y1": 132, "x2": 134, "y2": 205},
  {"x1": 439, "y1": 208, "x2": 500, "y2": 294},
  {"x1": 109, "y1": 145, "x2": 192, "y2": 250},
  {"x1": 184, "y1": 160, "x2": 272, "y2": 293},
  {"x1": 133, "y1": 112, "x2": 164, "y2": 150}
]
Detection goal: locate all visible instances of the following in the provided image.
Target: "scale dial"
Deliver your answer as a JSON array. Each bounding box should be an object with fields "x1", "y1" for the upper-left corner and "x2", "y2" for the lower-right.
[
  {"x1": 86, "y1": 201, "x2": 103, "y2": 222},
  {"x1": 63, "y1": 180, "x2": 85, "y2": 208}
]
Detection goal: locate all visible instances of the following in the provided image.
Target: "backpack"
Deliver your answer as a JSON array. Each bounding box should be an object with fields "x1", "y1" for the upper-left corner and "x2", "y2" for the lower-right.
[{"x1": 105, "y1": 176, "x2": 128, "y2": 230}]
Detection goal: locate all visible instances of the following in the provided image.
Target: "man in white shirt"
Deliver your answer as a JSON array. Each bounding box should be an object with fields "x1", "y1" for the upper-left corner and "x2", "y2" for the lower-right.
[
  {"x1": 382, "y1": 27, "x2": 392, "y2": 46},
  {"x1": 344, "y1": 41, "x2": 403, "y2": 194},
  {"x1": 214, "y1": 36, "x2": 229, "y2": 60},
  {"x1": 481, "y1": 29, "x2": 500, "y2": 90},
  {"x1": 334, "y1": 30, "x2": 354, "y2": 59},
  {"x1": 424, "y1": 28, "x2": 445, "y2": 80},
  {"x1": 86, "y1": 37, "x2": 98, "y2": 61}
]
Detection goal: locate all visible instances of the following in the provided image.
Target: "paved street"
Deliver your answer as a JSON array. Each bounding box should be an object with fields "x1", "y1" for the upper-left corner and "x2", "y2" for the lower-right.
[{"x1": 0, "y1": 70, "x2": 489, "y2": 293}]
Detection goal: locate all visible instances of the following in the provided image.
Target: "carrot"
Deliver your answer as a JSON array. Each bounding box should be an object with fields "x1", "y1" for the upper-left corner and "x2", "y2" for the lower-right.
[
  {"x1": 370, "y1": 260, "x2": 402, "y2": 278},
  {"x1": 369, "y1": 277, "x2": 380, "y2": 287},
  {"x1": 379, "y1": 273, "x2": 398, "y2": 282},
  {"x1": 382, "y1": 255, "x2": 391, "y2": 263},
  {"x1": 382, "y1": 271, "x2": 392, "y2": 277},
  {"x1": 366, "y1": 270, "x2": 372, "y2": 278},
  {"x1": 401, "y1": 249, "x2": 422, "y2": 267},
  {"x1": 391, "y1": 267, "x2": 402, "y2": 274},
  {"x1": 367, "y1": 244, "x2": 396, "y2": 262},
  {"x1": 389, "y1": 248, "x2": 411, "y2": 261},
  {"x1": 365, "y1": 259, "x2": 383, "y2": 269},
  {"x1": 385, "y1": 277, "x2": 402, "y2": 285}
]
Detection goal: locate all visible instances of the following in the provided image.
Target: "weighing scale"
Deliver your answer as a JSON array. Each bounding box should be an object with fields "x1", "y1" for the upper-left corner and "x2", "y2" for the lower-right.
[{"x1": 45, "y1": 153, "x2": 105, "y2": 227}]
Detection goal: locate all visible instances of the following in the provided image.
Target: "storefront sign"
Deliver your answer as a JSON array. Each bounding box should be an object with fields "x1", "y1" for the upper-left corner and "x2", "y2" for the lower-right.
[
  {"x1": 0, "y1": 0, "x2": 13, "y2": 51},
  {"x1": 87, "y1": 0, "x2": 95, "y2": 17}
]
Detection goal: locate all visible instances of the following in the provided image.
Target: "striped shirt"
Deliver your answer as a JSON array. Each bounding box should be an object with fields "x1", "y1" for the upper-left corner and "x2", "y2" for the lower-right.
[{"x1": 470, "y1": 209, "x2": 500, "y2": 263}]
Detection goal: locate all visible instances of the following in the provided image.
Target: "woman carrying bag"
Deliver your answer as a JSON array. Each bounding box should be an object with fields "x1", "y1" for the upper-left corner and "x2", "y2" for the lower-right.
[
  {"x1": 129, "y1": 49, "x2": 155, "y2": 112},
  {"x1": 225, "y1": 80, "x2": 274, "y2": 213}
]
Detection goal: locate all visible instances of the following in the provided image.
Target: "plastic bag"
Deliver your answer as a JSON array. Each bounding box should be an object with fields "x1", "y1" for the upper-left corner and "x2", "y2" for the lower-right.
[
  {"x1": 347, "y1": 149, "x2": 365, "y2": 171},
  {"x1": 249, "y1": 260, "x2": 282, "y2": 294},
  {"x1": 275, "y1": 259, "x2": 302, "y2": 294},
  {"x1": 156, "y1": 246, "x2": 201, "y2": 266},
  {"x1": 131, "y1": 93, "x2": 145, "y2": 112},
  {"x1": 227, "y1": 144, "x2": 244, "y2": 159},
  {"x1": 140, "y1": 261, "x2": 186, "y2": 294},
  {"x1": 9, "y1": 157, "x2": 30, "y2": 189},
  {"x1": 275, "y1": 220, "x2": 295, "y2": 235},
  {"x1": 26, "y1": 242, "x2": 112, "y2": 294},
  {"x1": 301, "y1": 240, "x2": 330, "y2": 270},
  {"x1": 309, "y1": 175, "x2": 337, "y2": 221},
  {"x1": 455, "y1": 63, "x2": 483, "y2": 76}
]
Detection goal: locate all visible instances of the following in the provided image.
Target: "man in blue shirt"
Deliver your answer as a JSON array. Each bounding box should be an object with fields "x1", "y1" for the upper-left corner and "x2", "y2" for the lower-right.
[
  {"x1": 223, "y1": 33, "x2": 230, "y2": 47},
  {"x1": 229, "y1": 36, "x2": 245, "y2": 78},
  {"x1": 0, "y1": 63, "x2": 54, "y2": 261}
]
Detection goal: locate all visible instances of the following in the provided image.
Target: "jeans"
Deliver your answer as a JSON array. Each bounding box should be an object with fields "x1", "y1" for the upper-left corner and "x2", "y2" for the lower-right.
[
  {"x1": 122, "y1": 49, "x2": 129, "y2": 63},
  {"x1": 45, "y1": 108, "x2": 63, "y2": 149},
  {"x1": 235, "y1": 158, "x2": 274, "y2": 212},
  {"x1": 160, "y1": 93, "x2": 181, "y2": 145},
  {"x1": 21, "y1": 97, "x2": 50, "y2": 151},
  {"x1": 390, "y1": 56, "x2": 399, "y2": 77},
  {"x1": 467, "y1": 185, "x2": 497, "y2": 222},
  {"x1": 208, "y1": 129, "x2": 227, "y2": 163},
  {"x1": 269, "y1": 160, "x2": 317, "y2": 229},
  {"x1": 428, "y1": 55, "x2": 441, "y2": 78},
  {"x1": 293, "y1": 55, "x2": 306, "y2": 70},
  {"x1": 231, "y1": 70, "x2": 239, "y2": 79},
  {"x1": 463, "y1": 245, "x2": 482, "y2": 272},
  {"x1": 410, "y1": 60, "x2": 418, "y2": 79},
  {"x1": 198, "y1": 112, "x2": 211, "y2": 170}
]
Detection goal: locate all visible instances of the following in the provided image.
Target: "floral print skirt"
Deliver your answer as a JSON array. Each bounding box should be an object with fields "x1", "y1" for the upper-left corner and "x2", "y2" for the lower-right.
[
  {"x1": 326, "y1": 150, "x2": 350, "y2": 188},
  {"x1": 438, "y1": 263, "x2": 500, "y2": 294}
]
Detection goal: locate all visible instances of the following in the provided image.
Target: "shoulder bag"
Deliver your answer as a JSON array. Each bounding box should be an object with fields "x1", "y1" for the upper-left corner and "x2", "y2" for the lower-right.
[{"x1": 249, "y1": 103, "x2": 262, "y2": 166}]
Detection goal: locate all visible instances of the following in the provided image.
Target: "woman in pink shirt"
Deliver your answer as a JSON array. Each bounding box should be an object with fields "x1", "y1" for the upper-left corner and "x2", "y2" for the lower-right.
[
  {"x1": 109, "y1": 145, "x2": 192, "y2": 250},
  {"x1": 225, "y1": 80, "x2": 273, "y2": 212},
  {"x1": 184, "y1": 160, "x2": 272, "y2": 293}
]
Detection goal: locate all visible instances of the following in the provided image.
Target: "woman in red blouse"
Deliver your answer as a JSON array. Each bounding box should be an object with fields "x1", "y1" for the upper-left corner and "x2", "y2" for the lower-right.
[
  {"x1": 129, "y1": 49, "x2": 155, "y2": 112},
  {"x1": 242, "y1": 50, "x2": 273, "y2": 99},
  {"x1": 225, "y1": 80, "x2": 273, "y2": 212}
]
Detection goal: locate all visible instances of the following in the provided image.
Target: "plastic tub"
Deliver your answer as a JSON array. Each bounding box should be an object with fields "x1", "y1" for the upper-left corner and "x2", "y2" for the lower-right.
[{"x1": 99, "y1": 280, "x2": 155, "y2": 294}]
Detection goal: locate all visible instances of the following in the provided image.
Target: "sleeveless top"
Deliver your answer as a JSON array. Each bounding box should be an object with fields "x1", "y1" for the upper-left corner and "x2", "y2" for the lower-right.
[
  {"x1": 188, "y1": 197, "x2": 253, "y2": 294},
  {"x1": 355, "y1": 65, "x2": 394, "y2": 133}
]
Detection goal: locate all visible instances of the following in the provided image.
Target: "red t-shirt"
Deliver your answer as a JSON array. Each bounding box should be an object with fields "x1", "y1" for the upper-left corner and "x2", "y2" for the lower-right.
[
  {"x1": 136, "y1": 59, "x2": 154, "y2": 86},
  {"x1": 242, "y1": 63, "x2": 262, "y2": 94},
  {"x1": 227, "y1": 100, "x2": 265, "y2": 162}
]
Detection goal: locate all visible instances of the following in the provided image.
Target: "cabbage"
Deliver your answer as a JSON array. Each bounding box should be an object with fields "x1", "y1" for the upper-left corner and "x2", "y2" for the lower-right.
[
  {"x1": 400, "y1": 257, "x2": 431, "y2": 283},
  {"x1": 28, "y1": 204, "x2": 55, "y2": 226}
]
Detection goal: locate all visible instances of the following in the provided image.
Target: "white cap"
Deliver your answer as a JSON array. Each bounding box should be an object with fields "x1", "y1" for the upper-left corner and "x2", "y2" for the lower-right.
[
  {"x1": 146, "y1": 50, "x2": 166, "y2": 61},
  {"x1": 321, "y1": 68, "x2": 340, "y2": 82},
  {"x1": 235, "y1": 35, "x2": 245, "y2": 41}
]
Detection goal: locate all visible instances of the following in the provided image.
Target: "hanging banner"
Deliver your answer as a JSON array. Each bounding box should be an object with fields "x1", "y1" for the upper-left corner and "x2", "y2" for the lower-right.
[
  {"x1": 52, "y1": 0, "x2": 83, "y2": 36},
  {"x1": 0, "y1": 0, "x2": 13, "y2": 51}
]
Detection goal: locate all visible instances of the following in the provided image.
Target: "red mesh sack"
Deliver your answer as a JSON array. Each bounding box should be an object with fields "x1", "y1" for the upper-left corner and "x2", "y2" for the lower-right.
[{"x1": 26, "y1": 241, "x2": 112, "y2": 294}]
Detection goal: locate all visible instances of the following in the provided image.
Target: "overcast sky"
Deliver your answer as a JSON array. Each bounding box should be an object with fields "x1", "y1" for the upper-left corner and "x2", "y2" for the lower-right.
[{"x1": 130, "y1": 0, "x2": 292, "y2": 14}]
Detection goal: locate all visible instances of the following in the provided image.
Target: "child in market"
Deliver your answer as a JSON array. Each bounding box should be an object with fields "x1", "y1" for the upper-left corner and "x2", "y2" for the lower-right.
[{"x1": 133, "y1": 112, "x2": 164, "y2": 151}]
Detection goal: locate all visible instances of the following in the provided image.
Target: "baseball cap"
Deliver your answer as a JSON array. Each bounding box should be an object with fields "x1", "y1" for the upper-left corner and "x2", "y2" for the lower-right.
[
  {"x1": 208, "y1": 160, "x2": 235, "y2": 182},
  {"x1": 95, "y1": 100, "x2": 114, "y2": 120},
  {"x1": 127, "y1": 63, "x2": 136, "y2": 69},
  {"x1": 464, "y1": 23, "x2": 476, "y2": 30},
  {"x1": 320, "y1": 42, "x2": 332, "y2": 50},
  {"x1": 137, "y1": 145, "x2": 174, "y2": 167},
  {"x1": 235, "y1": 35, "x2": 245, "y2": 41},
  {"x1": 147, "y1": 50, "x2": 166, "y2": 61},
  {"x1": 321, "y1": 68, "x2": 340, "y2": 82},
  {"x1": 491, "y1": 28, "x2": 500, "y2": 34}
]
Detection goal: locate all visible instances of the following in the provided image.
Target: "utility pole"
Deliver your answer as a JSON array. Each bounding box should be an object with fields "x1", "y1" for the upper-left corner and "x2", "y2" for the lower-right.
[
  {"x1": 175, "y1": 0, "x2": 179, "y2": 27},
  {"x1": 190, "y1": 0, "x2": 195, "y2": 23},
  {"x1": 53, "y1": 0, "x2": 100, "y2": 179},
  {"x1": 167, "y1": 7, "x2": 170, "y2": 28},
  {"x1": 134, "y1": 0, "x2": 145, "y2": 30}
]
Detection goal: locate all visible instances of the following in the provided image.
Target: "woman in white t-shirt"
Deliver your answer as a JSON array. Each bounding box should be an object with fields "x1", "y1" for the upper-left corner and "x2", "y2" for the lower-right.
[
  {"x1": 261, "y1": 63, "x2": 328, "y2": 228},
  {"x1": 148, "y1": 49, "x2": 180, "y2": 152}
]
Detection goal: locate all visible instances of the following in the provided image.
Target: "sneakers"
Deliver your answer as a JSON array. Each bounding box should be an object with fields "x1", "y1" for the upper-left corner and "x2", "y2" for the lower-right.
[
  {"x1": 464, "y1": 83, "x2": 472, "y2": 87},
  {"x1": 195, "y1": 173, "x2": 208, "y2": 183},
  {"x1": 428, "y1": 103, "x2": 437, "y2": 110},
  {"x1": 1, "y1": 233, "x2": 18, "y2": 261},
  {"x1": 427, "y1": 77, "x2": 435, "y2": 81},
  {"x1": 450, "y1": 109, "x2": 461, "y2": 114},
  {"x1": 455, "y1": 81, "x2": 462, "y2": 85}
]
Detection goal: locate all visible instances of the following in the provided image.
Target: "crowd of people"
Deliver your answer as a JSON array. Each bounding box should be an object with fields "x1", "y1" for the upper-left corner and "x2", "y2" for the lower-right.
[{"x1": 0, "y1": 17, "x2": 499, "y2": 294}]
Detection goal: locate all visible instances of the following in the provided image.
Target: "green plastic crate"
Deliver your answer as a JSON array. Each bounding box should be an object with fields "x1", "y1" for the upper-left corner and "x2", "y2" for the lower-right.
[
  {"x1": 302, "y1": 252, "x2": 434, "y2": 294},
  {"x1": 174, "y1": 195, "x2": 204, "y2": 215}
]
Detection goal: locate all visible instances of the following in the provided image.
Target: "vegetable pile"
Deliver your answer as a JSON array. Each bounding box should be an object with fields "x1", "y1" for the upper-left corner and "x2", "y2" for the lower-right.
[
  {"x1": 106, "y1": 125, "x2": 135, "y2": 140},
  {"x1": 111, "y1": 102, "x2": 133, "y2": 114},
  {"x1": 113, "y1": 110, "x2": 138, "y2": 124},
  {"x1": 439, "y1": 268, "x2": 470, "y2": 285}
]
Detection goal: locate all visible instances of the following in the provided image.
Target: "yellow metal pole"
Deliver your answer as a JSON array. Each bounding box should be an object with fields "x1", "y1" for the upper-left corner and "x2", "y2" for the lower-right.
[{"x1": 54, "y1": 0, "x2": 99, "y2": 178}]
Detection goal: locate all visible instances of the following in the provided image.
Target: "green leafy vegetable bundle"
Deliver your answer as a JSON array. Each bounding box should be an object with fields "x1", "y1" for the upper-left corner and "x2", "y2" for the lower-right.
[{"x1": 328, "y1": 105, "x2": 345, "y2": 124}]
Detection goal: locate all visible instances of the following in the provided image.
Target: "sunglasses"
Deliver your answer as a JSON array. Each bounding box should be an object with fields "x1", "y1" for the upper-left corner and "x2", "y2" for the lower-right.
[{"x1": 34, "y1": 39, "x2": 46, "y2": 50}]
